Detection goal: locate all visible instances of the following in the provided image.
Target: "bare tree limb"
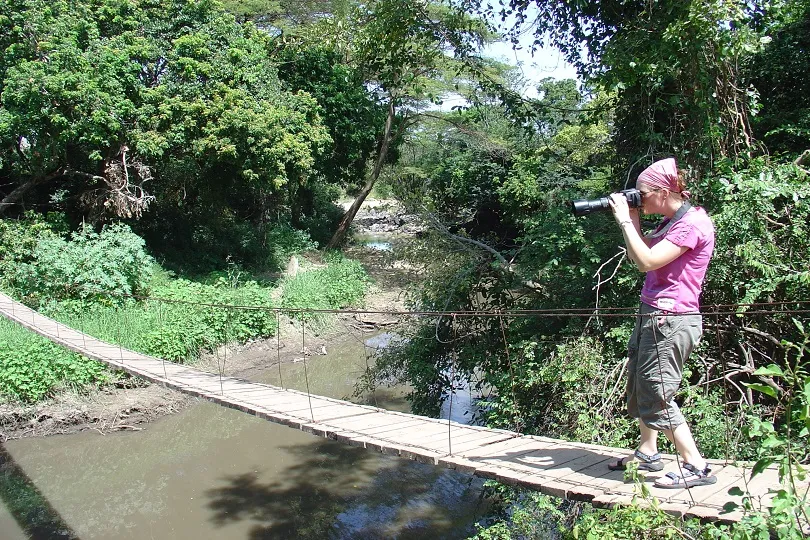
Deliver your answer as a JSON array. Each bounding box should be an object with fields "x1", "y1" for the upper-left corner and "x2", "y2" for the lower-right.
[
  {"x1": 0, "y1": 167, "x2": 65, "y2": 216},
  {"x1": 422, "y1": 210, "x2": 511, "y2": 269}
]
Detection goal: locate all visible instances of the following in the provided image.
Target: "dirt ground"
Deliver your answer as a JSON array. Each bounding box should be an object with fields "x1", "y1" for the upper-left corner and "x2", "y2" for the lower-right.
[{"x1": 0, "y1": 220, "x2": 416, "y2": 442}]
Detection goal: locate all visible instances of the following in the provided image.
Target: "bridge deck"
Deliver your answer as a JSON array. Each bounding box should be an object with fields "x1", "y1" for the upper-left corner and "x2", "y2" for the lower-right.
[{"x1": 0, "y1": 292, "x2": 788, "y2": 524}]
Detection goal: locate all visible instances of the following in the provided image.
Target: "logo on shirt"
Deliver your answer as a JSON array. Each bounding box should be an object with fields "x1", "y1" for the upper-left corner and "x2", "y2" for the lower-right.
[{"x1": 657, "y1": 298, "x2": 676, "y2": 311}]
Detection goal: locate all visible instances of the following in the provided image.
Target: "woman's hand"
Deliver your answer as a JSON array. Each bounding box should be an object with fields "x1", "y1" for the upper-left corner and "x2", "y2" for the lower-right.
[{"x1": 609, "y1": 193, "x2": 636, "y2": 225}]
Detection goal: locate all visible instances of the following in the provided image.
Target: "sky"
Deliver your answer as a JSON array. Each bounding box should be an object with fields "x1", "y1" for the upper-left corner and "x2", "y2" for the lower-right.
[
  {"x1": 484, "y1": 38, "x2": 578, "y2": 97},
  {"x1": 438, "y1": 12, "x2": 579, "y2": 110}
]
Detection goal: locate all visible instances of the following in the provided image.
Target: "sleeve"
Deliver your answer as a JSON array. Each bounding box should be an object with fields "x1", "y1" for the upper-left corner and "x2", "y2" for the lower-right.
[{"x1": 665, "y1": 218, "x2": 700, "y2": 249}]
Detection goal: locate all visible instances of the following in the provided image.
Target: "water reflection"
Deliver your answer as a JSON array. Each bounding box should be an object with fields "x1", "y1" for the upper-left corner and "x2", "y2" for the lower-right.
[
  {"x1": 0, "y1": 444, "x2": 76, "y2": 539},
  {"x1": 354, "y1": 234, "x2": 393, "y2": 252},
  {"x1": 207, "y1": 439, "x2": 484, "y2": 539}
]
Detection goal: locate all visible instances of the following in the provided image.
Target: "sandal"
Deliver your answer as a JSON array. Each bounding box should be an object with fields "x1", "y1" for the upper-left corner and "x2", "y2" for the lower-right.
[
  {"x1": 654, "y1": 463, "x2": 717, "y2": 489},
  {"x1": 608, "y1": 449, "x2": 664, "y2": 472}
]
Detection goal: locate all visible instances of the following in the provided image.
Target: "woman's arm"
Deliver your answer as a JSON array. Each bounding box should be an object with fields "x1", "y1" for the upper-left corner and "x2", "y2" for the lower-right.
[
  {"x1": 609, "y1": 193, "x2": 688, "y2": 272},
  {"x1": 620, "y1": 227, "x2": 687, "y2": 271}
]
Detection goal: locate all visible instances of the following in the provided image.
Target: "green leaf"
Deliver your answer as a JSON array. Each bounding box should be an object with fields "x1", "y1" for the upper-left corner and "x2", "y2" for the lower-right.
[
  {"x1": 761, "y1": 435, "x2": 785, "y2": 449},
  {"x1": 751, "y1": 458, "x2": 772, "y2": 477},
  {"x1": 752, "y1": 364, "x2": 784, "y2": 377},
  {"x1": 743, "y1": 382, "x2": 778, "y2": 398}
]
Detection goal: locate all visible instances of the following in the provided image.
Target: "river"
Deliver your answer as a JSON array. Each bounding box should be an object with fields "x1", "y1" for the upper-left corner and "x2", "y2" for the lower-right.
[{"x1": 0, "y1": 331, "x2": 489, "y2": 539}]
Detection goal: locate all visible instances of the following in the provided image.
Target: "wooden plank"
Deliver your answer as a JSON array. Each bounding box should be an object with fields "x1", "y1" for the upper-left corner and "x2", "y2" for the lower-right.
[
  {"x1": 481, "y1": 448, "x2": 626, "y2": 502},
  {"x1": 440, "y1": 438, "x2": 557, "y2": 475},
  {"x1": 396, "y1": 425, "x2": 493, "y2": 453},
  {"x1": 438, "y1": 433, "x2": 517, "y2": 455},
  {"x1": 331, "y1": 417, "x2": 427, "y2": 438},
  {"x1": 474, "y1": 442, "x2": 590, "y2": 476},
  {"x1": 547, "y1": 452, "x2": 630, "y2": 496},
  {"x1": 651, "y1": 464, "x2": 735, "y2": 505},
  {"x1": 312, "y1": 412, "x2": 419, "y2": 437}
]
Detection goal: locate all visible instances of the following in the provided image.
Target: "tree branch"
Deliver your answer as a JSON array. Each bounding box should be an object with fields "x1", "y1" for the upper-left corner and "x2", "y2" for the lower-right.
[
  {"x1": 422, "y1": 209, "x2": 510, "y2": 269},
  {"x1": 0, "y1": 167, "x2": 65, "y2": 216}
]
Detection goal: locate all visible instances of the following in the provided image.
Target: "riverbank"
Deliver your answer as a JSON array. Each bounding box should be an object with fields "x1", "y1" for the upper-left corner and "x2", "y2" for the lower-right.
[{"x1": 0, "y1": 200, "x2": 417, "y2": 441}]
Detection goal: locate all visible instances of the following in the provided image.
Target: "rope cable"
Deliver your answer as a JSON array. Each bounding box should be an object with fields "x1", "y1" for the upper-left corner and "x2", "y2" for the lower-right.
[
  {"x1": 448, "y1": 313, "x2": 458, "y2": 456},
  {"x1": 717, "y1": 304, "x2": 731, "y2": 463},
  {"x1": 650, "y1": 309, "x2": 697, "y2": 505},
  {"x1": 302, "y1": 318, "x2": 315, "y2": 422},
  {"x1": 67, "y1": 288, "x2": 810, "y2": 318},
  {"x1": 498, "y1": 311, "x2": 522, "y2": 434},
  {"x1": 276, "y1": 310, "x2": 284, "y2": 390}
]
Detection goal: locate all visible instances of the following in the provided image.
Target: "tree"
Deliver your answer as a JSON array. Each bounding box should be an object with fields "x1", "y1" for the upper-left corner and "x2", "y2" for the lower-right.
[
  {"x1": 745, "y1": 1, "x2": 810, "y2": 155},
  {"x1": 285, "y1": 0, "x2": 490, "y2": 249},
  {"x1": 471, "y1": 0, "x2": 767, "y2": 170},
  {"x1": 0, "y1": 0, "x2": 331, "y2": 265},
  {"x1": 274, "y1": 44, "x2": 386, "y2": 227}
]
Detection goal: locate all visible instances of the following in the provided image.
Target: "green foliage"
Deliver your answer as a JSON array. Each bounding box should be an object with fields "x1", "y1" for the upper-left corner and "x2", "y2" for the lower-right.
[
  {"x1": 295, "y1": 182, "x2": 345, "y2": 248},
  {"x1": 0, "y1": 318, "x2": 107, "y2": 402},
  {"x1": 470, "y1": 489, "x2": 567, "y2": 539},
  {"x1": 264, "y1": 223, "x2": 318, "y2": 271},
  {"x1": 745, "y1": 3, "x2": 810, "y2": 155},
  {"x1": 701, "y1": 161, "x2": 810, "y2": 308},
  {"x1": 0, "y1": 0, "x2": 332, "y2": 267},
  {"x1": 280, "y1": 253, "x2": 369, "y2": 325},
  {"x1": 723, "y1": 323, "x2": 810, "y2": 535},
  {"x1": 474, "y1": 0, "x2": 769, "y2": 169},
  {"x1": 570, "y1": 504, "x2": 688, "y2": 540},
  {"x1": 138, "y1": 278, "x2": 276, "y2": 362},
  {"x1": 480, "y1": 336, "x2": 635, "y2": 447},
  {"x1": 2, "y1": 220, "x2": 153, "y2": 304},
  {"x1": 275, "y1": 43, "x2": 385, "y2": 192},
  {"x1": 0, "y1": 213, "x2": 61, "y2": 290},
  {"x1": 38, "y1": 274, "x2": 277, "y2": 365}
]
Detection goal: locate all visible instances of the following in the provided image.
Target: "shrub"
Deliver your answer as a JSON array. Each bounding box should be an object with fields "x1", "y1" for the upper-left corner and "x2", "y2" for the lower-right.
[
  {"x1": 0, "y1": 213, "x2": 61, "y2": 293},
  {"x1": 0, "y1": 319, "x2": 107, "y2": 402},
  {"x1": 37, "y1": 275, "x2": 277, "y2": 365},
  {"x1": 136, "y1": 277, "x2": 277, "y2": 362},
  {"x1": 4, "y1": 221, "x2": 153, "y2": 304},
  {"x1": 265, "y1": 223, "x2": 318, "y2": 271}
]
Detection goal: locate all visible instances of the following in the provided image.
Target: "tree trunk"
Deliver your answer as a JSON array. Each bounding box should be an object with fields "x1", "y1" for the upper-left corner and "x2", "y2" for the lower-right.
[
  {"x1": 0, "y1": 168, "x2": 63, "y2": 216},
  {"x1": 326, "y1": 100, "x2": 398, "y2": 250}
]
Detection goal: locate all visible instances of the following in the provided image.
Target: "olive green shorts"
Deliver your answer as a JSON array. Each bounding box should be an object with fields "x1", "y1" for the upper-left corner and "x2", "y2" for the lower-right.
[{"x1": 626, "y1": 303, "x2": 702, "y2": 431}]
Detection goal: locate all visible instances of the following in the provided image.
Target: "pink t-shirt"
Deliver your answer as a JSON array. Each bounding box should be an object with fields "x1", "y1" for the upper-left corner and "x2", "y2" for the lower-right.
[{"x1": 640, "y1": 206, "x2": 715, "y2": 313}]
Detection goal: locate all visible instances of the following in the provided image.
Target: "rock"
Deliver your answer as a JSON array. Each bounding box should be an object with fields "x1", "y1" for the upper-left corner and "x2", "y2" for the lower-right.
[{"x1": 285, "y1": 256, "x2": 299, "y2": 278}]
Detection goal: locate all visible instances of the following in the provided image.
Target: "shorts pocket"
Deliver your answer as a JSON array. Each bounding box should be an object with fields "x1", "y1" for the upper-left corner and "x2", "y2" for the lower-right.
[{"x1": 646, "y1": 312, "x2": 681, "y2": 340}]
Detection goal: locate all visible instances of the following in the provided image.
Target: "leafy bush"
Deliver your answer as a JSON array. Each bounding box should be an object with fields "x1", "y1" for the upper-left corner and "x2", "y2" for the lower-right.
[
  {"x1": 51, "y1": 277, "x2": 278, "y2": 364},
  {"x1": 32, "y1": 273, "x2": 276, "y2": 369},
  {"x1": 0, "y1": 213, "x2": 62, "y2": 292},
  {"x1": 701, "y1": 161, "x2": 810, "y2": 309},
  {"x1": 3, "y1": 221, "x2": 153, "y2": 304},
  {"x1": 135, "y1": 277, "x2": 277, "y2": 361},
  {"x1": 297, "y1": 183, "x2": 346, "y2": 248},
  {"x1": 265, "y1": 223, "x2": 318, "y2": 271},
  {"x1": 0, "y1": 319, "x2": 107, "y2": 402}
]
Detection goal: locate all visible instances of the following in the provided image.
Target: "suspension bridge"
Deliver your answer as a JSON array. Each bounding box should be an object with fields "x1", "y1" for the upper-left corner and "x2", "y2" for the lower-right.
[{"x1": 0, "y1": 291, "x2": 795, "y2": 524}]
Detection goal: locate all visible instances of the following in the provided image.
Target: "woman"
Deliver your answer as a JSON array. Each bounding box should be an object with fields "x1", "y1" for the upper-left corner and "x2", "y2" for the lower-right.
[{"x1": 606, "y1": 157, "x2": 717, "y2": 489}]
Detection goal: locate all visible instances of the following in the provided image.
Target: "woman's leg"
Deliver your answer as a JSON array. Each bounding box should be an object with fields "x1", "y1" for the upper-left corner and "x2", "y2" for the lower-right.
[{"x1": 638, "y1": 419, "x2": 659, "y2": 456}]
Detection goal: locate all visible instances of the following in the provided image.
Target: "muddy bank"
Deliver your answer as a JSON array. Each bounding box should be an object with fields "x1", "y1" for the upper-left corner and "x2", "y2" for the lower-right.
[{"x1": 1, "y1": 204, "x2": 416, "y2": 441}]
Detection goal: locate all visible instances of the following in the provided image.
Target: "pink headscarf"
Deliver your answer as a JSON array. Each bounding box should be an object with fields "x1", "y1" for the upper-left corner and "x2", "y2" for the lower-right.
[{"x1": 637, "y1": 157, "x2": 690, "y2": 198}]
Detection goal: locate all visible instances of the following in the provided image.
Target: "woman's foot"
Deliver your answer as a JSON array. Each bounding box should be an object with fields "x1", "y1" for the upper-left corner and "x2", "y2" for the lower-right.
[
  {"x1": 608, "y1": 449, "x2": 664, "y2": 472},
  {"x1": 654, "y1": 463, "x2": 717, "y2": 488}
]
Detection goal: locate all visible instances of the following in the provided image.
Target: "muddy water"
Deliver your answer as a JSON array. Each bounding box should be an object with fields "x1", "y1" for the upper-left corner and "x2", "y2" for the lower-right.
[{"x1": 1, "y1": 333, "x2": 488, "y2": 539}]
